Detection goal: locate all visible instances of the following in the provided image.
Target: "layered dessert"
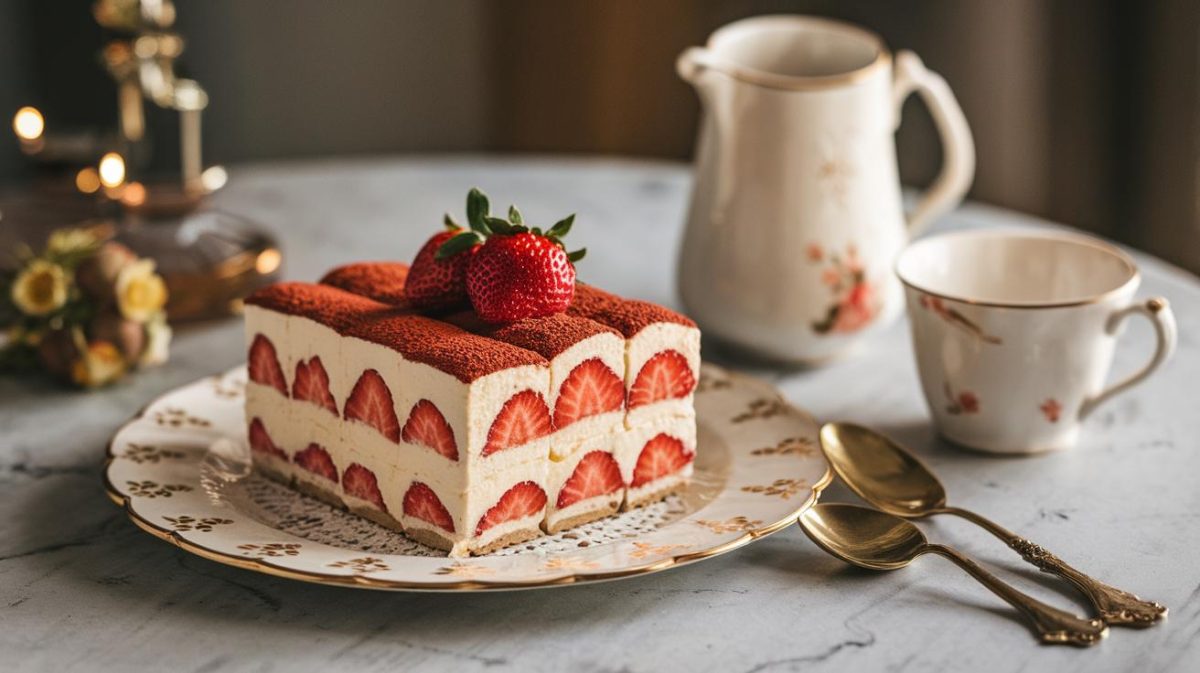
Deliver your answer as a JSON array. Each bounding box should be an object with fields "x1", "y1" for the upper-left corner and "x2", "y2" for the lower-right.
[{"x1": 244, "y1": 190, "x2": 699, "y2": 555}]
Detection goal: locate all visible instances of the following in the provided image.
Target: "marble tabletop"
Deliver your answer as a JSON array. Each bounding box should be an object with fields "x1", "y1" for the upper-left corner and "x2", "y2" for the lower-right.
[{"x1": 2, "y1": 157, "x2": 1198, "y2": 673}]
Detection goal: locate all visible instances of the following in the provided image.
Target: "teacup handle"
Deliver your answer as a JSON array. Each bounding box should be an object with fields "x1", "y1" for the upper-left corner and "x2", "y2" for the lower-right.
[
  {"x1": 1079, "y1": 298, "x2": 1177, "y2": 418},
  {"x1": 892, "y1": 51, "x2": 976, "y2": 236}
]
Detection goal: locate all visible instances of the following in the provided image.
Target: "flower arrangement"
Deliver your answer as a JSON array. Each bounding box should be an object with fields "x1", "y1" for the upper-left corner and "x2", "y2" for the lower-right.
[{"x1": 0, "y1": 227, "x2": 171, "y2": 387}]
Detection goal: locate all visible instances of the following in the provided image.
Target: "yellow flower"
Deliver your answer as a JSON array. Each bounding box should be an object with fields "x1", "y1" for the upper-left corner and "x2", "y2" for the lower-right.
[
  {"x1": 115, "y1": 259, "x2": 168, "y2": 323},
  {"x1": 70, "y1": 340, "x2": 127, "y2": 388},
  {"x1": 45, "y1": 228, "x2": 99, "y2": 256},
  {"x1": 10, "y1": 259, "x2": 68, "y2": 316}
]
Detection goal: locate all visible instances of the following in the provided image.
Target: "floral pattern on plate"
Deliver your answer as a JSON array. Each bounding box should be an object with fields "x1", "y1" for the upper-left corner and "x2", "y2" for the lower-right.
[{"x1": 104, "y1": 364, "x2": 830, "y2": 591}]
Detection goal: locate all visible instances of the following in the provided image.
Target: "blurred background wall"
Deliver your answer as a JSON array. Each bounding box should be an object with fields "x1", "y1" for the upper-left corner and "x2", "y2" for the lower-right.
[{"x1": 1, "y1": 0, "x2": 1198, "y2": 273}]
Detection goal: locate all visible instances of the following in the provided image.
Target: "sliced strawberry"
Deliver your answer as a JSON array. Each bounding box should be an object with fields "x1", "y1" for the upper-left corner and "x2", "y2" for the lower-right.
[
  {"x1": 402, "y1": 481, "x2": 456, "y2": 532},
  {"x1": 344, "y1": 369, "x2": 400, "y2": 443},
  {"x1": 556, "y1": 450, "x2": 624, "y2": 508},
  {"x1": 482, "y1": 390, "x2": 551, "y2": 456},
  {"x1": 248, "y1": 417, "x2": 287, "y2": 460},
  {"x1": 247, "y1": 334, "x2": 287, "y2": 395},
  {"x1": 475, "y1": 481, "x2": 546, "y2": 535},
  {"x1": 293, "y1": 443, "x2": 338, "y2": 482},
  {"x1": 342, "y1": 463, "x2": 387, "y2": 512},
  {"x1": 292, "y1": 356, "x2": 338, "y2": 416},
  {"x1": 630, "y1": 433, "x2": 694, "y2": 488},
  {"x1": 553, "y1": 358, "x2": 624, "y2": 429},
  {"x1": 628, "y1": 350, "x2": 696, "y2": 409},
  {"x1": 401, "y1": 399, "x2": 459, "y2": 460}
]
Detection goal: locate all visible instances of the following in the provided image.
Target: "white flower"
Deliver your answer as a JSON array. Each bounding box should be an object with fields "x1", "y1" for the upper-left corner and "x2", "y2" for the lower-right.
[
  {"x1": 139, "y1": 312, "x2": 172, "y2": 367},
  {"x1": 115, "y1": 259, "x2": 168, "y2": 323},
  {"x1": 10, "y1": 259, "x2": 68, "y2": 316}
]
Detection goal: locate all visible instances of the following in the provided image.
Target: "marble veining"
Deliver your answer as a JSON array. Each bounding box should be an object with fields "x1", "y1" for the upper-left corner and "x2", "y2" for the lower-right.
[{"x1": 1, "y1": 157, "x2": 1198, "y2": 672}]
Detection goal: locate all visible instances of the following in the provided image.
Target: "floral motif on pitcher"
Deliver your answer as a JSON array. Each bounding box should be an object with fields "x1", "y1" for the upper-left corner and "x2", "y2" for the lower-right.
[{"x1": 808, "y1": 243, "x2": 880, "y2": 335}]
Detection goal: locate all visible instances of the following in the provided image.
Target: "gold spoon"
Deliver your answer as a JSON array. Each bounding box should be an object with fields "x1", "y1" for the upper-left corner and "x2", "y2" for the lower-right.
[
  {"x1": 820, "y1": 422, "x2": 1167, "y2": 626},
  {"x1": 800, "y1": 503, "x2": 1109, "y2": 646}
]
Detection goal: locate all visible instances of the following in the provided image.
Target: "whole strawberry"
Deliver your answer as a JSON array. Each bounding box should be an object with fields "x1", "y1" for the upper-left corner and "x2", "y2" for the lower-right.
[
  {"x1": 405, "y1": 219, "x2": 476, "y2": 311},
  {"x1": 437, "y1": 188, "x2": 585, "y2": 324}
]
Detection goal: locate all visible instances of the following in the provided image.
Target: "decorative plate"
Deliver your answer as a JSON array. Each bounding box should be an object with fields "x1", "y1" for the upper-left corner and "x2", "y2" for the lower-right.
[{"x1": 104, "y1": 363, "x2": 830, "y2": 591}]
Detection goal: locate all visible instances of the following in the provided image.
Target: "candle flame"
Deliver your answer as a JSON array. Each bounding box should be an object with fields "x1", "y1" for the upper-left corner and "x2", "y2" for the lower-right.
[
  {"x1": 98, "y1": 152, "x2": 126, "y2": 188},
  {"x1": 13, "y1": 107, "x2": 44, "y2": 141}
]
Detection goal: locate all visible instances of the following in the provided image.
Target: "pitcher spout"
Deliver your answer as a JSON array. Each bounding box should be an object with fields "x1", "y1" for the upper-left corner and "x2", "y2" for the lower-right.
[{"x1": 676, "y1": 47, "x2": 719, "y2": 91}]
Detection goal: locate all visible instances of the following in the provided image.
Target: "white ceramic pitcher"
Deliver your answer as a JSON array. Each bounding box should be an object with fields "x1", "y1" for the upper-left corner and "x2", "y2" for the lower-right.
[{"x1": 677, "y1": 15, "x2": 974, "y2": 362}]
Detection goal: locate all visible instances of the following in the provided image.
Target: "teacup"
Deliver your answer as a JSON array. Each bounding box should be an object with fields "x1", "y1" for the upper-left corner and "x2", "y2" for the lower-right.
[{"x1": 896, "y1": 229, "x2": 1177, "y2": 454}]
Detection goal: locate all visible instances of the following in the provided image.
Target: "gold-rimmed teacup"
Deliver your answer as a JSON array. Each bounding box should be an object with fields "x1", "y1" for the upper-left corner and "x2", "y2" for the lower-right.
[{"x1": 896, "y1": 229, "x2": 1177, "y2": 454}]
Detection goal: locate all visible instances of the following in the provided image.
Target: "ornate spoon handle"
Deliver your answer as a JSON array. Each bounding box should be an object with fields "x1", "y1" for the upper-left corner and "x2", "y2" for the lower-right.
[
  {"x1": 923, "y1": 543, "x2": 1109, "y2": 646},
  {"x1": 940, "y1": 506, "x2": 1167, "y2": 626}
]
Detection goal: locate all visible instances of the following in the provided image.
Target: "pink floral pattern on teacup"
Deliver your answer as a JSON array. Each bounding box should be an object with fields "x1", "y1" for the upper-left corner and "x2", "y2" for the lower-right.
[
  {"x1": 1040, "y1": 398, "x2": 1062, "y2": 423},
  {"x1": 810, "y1": 243, "x2": 880, "y2": 335},
  {"x1": 944, "y1": 383, "x2": 979, "y2": 415},
  {"x1": 919, "y1": 294, "x2": 1002, "y2": 345}
]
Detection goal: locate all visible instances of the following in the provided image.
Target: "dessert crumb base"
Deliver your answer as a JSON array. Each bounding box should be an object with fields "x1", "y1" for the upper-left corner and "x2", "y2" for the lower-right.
[
  {"x1": 624, "y1": 478, "x2": 687, "y2": 510},
  {"x1": 543, "y1": 498, "x2": 621, "y2": 534}
]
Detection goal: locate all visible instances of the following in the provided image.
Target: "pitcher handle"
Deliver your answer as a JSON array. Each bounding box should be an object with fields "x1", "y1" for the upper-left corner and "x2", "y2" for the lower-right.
[{"x1": 892, "y1": 51, "x2": 975, "y2": 236}]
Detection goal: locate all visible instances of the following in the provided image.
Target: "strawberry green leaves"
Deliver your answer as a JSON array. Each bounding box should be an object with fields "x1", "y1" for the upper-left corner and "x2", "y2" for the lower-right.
[
  {"x1": 548, "y1": 214, "x2": 574, "y2": 238},
  {"x1": 436, "y1": 231, "x2": 484, "y2": 260},
  {"x1": 466, "y1": 188, "x2": 491, "y2": 234},
  {"x1": 436, "y1": 187, "x2": 585, "y2": 264}
]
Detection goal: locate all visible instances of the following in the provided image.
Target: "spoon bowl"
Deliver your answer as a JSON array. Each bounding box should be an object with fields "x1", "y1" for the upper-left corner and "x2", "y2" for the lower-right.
[
  {"x1": 819, "y1": 422, "x2": 947, "y2": 515},
  {"x1": 800, "y1": 503, "x2": 927, "y2": 570}
]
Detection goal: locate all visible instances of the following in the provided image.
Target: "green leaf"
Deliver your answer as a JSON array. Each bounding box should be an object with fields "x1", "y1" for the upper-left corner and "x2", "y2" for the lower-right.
[
  {"x1": 466, "y1": 188, "x2": 491, "y2": 234},
  {"x1": 548, "y1": 214, "x2": 575, "y2": 238},
  {"x1": 436, "y1": 231, "x2": 482, "y2": 260},
  {"x1": 508, "y1": 205, "x2": 522, "y2": 225},
  {"x1": 566, "y1": 248, "x2": 587, "y2": 263},
  {"x1": 443, "y1": 213, "x2": 461, "y2": 231},
  {"x1": 485, "y1": 216, "x2": 515, "y2": 235}
]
